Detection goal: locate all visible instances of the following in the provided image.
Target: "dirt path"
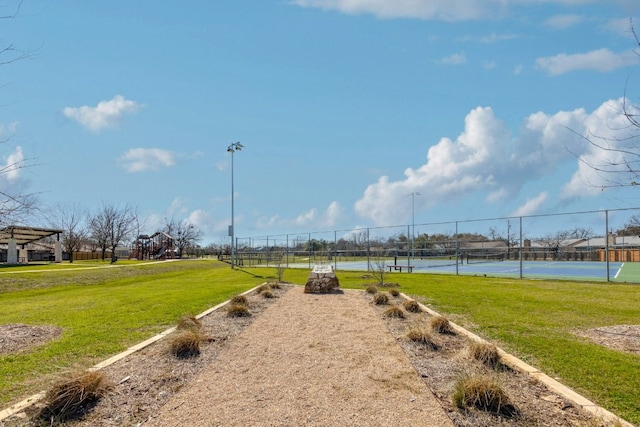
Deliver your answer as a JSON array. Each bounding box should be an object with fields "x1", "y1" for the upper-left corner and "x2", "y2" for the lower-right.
[{"x1": 144, "y1": 287, "x2": 454, "y2": 426}]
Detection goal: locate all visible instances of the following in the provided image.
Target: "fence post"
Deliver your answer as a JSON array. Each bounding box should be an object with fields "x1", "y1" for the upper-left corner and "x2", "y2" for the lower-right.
[
  {"x1": 606, "y1": 210, "x2": 610, "y2": 282},
  {"x1": 407, "y1": 225, "x2": 411, "y2": 269},
  {"x1": 308, "y1": 233, "x2": 311, "y2": 269},
  {"x1": 519, "y1": 217, "x2": 523, "y2": 279},
  {"x1": 455, "y1": 221, "x2": 459, "y2": 275}
]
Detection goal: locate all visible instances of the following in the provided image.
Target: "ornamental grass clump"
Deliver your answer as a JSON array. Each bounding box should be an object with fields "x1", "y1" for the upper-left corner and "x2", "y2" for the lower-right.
[
  {"x1": 452, "y1": 373, "x2": 518, "y2": 418},
  {"x1": 268, "y1": 281, "x2": 282, "y2": 289},
  {"x1": 405, "y1": 325, "x2": 439, "y2": 350},
  {"x1": 389, "y1": 288, "x2": 400, "y2": 297},
  {"x1": 256, "y1": 284, "x2": 272, "y2": 294},
  {"x1": 227, "y1": 303, "x2": 251, "y2": 318},
  {"x1": 261, "y1": 289, "x2": 275, "y2": 299},
  {"x1": 402, "y1": 299, "x2": 422, "y2": 313},
  {"x1": 365, "y1": 284, "x2": 378, "y2": 294},
  {"x1": 373, "y1": 292, "x2": 389, "y2": 305},
  {"x1": 468, "y1": 341, "x2": 501, "y2": 368},
  {"x1": 41, "y1": 371, "x2": 111, "y2": 422},
  {"x1": 230, "y1": 294, "x2": 248, "y2": 305},
  {"x1": 383, "y1": 305, "x2": 406, "y2": 319},
  {"x1": 177, "y1": 315, "x2": 202, "y2": 331},
  {"x1": 170, "y1": 330, "x2": 206, "y2": 359},
  {"x1": 430, "y1": 315, "x2": 455, "y2": 335}
]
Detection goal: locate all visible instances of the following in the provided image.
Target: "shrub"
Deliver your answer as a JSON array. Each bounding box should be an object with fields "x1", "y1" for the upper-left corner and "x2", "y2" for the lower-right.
[
  {"x1": 430, "y1": 315, "x2": 455, "y2": 334},
  {"x1": 256, "y1": 284, "x2": 272, "y2": 294},
  {"x1": 389, "y1": 288, "x2": 400, "y2": 297},
  {"x1": 230, "y1": 294, "x2": 248, "y2": 305},
  {"x1": 170, "y1": 330, "x2": 205, "y2": 358},
  {"x1": 382, "y1": 305, "x2": 406, "y2": 319},
  {"x1": 373, "y1": 292, "x2": 389, "y2": 305},
  {"x1": 41, "y1": 371, "x2": 110, "y2": 422},
  {"x1": 261, "y1": 290, "x2": 276, "y2": 299},
  {"x1": 177, "y1": 315, "x2": 202, "y2": 331},
  {"x1": 227, "y1": 303, "x2": 251, "y2": 318},
  {"x1": 405, "y1": 325, "x2": 439, "y2": 350},
  {"x1": 468, "y1": 341, "x2": 501, "y2": 368},
  {"x1": 452, "y1": 373, "x2": 518, "y2": 417},
  {"x1": 269, "y1": 281, "x2": 282, "y2": 290},
  {"x1": 402, "y1": 299, "x2": 422, "y2": 313},
  {"x1": 365, "y1": 284, "x2": 378, "y2": 294}
]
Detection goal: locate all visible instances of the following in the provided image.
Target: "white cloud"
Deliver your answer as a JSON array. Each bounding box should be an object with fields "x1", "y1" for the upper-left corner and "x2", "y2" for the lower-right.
[
  {"x1": 321, "y1": 201, "x2": 344, "y2": 227},
  {"x1": 186, "y1": 209, "x2": 215, "y2": 234},
  {"x1": 513, "y1": 64, "x2": 523, "y2": 75},
  {"x1": 258, "y1": 201, "x2": 343, "y2": 230},
  {"x1": 355, "y1": 99, "x2": 635, "y2": 226},
  {"x1": 1, "y1": 146, "x2": 24, "y2": 182},
  {"x1": 119, "y1": 148, "x2": 176, "y2": 173},
  {"x1": 291, "y1": 0, "x2": 506, "y2": 21},
  {"x1": 295, "y1": 208, "x2": 317, "y2": 226},
  {"x1": 483, "y1": 60, "x2": 497, "y2": 70},
  {"x1": 561, "y1": 98, "x2": 640, "y2": 198},
  {"x1": 439, "y1": 52, "x2": 466, "y2": 65},
  {"x1": 544, "y1": 14, "x2": 584, "y2": 29},
  {"x1": 604, "y1": 17, "x2": 636, "y2": 38},
  {"x1": 510, "y1": 192, "x2": 548, "y2": 217},
  {"x1": 63, "y1": 95, "x2": 142, "y2": 132},
  {"x1": 535, "y1": 49, "x2": 638, "y2": 75},
  {"x1": 0, "y1": 122, "x2": 19, "y2": 140}
]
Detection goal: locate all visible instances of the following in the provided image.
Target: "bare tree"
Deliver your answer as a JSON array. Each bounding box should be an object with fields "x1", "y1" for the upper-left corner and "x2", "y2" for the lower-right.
[
  {"x1": 0, "y1": 1, "x2": 39, "y2": 226},
  {"x1": 49, "y1": 204, "x2": 87, "y2": 263},
  {"x1": 89, "y1": 203, "x2": 137, "y2": 261},
  {"x1": 164, "y1": 218, "x2": 202, "y2": 258},
  {"x1": 617, "y1": 214, "x2": 640, "y2": 236},
  {"x1": 571, "y1": 20, "x2": 640, "y2": 189}
]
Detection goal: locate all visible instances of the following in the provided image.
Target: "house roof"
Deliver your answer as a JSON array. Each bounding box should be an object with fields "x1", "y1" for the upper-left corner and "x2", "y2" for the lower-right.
[{"x1": 0, "y1": 226, "x2": 63, "y2": 245}]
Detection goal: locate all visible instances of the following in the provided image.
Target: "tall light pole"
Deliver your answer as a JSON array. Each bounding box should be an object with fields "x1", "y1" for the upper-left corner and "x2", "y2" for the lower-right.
[
  {"x1": 409, "y1": 192, "x2": 421, "y2": 259},
  {"x1": 227, "y1": 142, "x2": 243, "y2": 269}
]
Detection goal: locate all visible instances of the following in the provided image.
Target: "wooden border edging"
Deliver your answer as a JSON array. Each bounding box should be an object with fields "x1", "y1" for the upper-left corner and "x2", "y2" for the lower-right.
[
  {"x1": 0, "y1": 285, "x2": 263, "y2": 423},
  {"x1": 401, "y1": 293, "x2": 634, "y2": 427}
]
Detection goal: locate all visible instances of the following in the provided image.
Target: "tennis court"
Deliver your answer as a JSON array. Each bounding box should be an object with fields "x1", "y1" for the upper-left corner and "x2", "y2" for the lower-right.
[{"x1": 288, "y1": 258, "x2": 637, "y2": 282}]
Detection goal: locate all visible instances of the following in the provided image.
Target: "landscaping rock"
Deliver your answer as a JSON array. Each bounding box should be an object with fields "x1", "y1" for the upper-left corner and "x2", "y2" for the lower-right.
[{"x1": 304, "y1": 264, "x2": 340, "y2": 293}]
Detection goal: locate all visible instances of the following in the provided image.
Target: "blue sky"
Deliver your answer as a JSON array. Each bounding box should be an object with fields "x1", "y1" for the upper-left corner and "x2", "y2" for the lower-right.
[{"x1": 3, "y1": 0, "x2": 640, "y2": 245}]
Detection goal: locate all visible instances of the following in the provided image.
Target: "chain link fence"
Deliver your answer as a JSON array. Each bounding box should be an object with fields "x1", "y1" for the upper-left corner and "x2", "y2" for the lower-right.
[{"x1": 234, "y1": 207, "x2": 640, "y2": 281}]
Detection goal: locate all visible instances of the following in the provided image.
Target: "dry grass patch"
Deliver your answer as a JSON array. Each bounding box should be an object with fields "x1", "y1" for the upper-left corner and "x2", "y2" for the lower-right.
[
  {"x1": 452, "y1": 373, "x2": 518, "y2": 418},
  {"x1": 170, "y1": 330, "x2": 207, "y2": 359},
  {"x1": 256, "y1": 284, "x2": 272, "y2": 294},
  {"x1": 402, "y1": 299, "x2": 422, "y2": 313},
  {"x1": 382, "y1": 305, "x2": 406, "y2": 319},
  {"x1": 176, "y1": 315, "x2": 202, "y2": 331},
  {"x1": 389, "y1": 288, "x2": 400, "y2": 297},
  {"x1": 365, "y1": 284, "x2": 378, "y2": 294},
  {"x1": 230, "y1": 294, "x2": 248, "y2": 305},
  {"x1": 226, "y1": 303, "x2": 252, "y2": 318},
  {"x1": 261, "y1": 290, "x2": 276, "y2": 299},
  {"x1": 468, "y1": 341, "x2": 501, "y2": 368},
  {"x1": 372, "y1": 292, "x2": 389, "y2": 305},
  {"x1": 430, "y1": 315, "x2": 455, "y2": 335},
  {"x1": 39, "y1": 371, "x2": 111, "y2": 423},
  {"x1": 405, "y1": 325, "x2": 440, "y2": 350},
  {"x1": 267, "y1": 281, "x2": 282, "y2": 289}
]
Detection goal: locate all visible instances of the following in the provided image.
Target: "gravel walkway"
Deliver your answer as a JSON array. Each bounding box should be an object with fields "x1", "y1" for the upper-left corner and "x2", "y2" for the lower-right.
[{"x1": 144, "y1": 287, "x2": 454, "y2": 426}]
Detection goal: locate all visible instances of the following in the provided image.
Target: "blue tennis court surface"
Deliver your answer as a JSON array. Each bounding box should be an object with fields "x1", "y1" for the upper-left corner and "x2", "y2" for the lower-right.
[{"x1": 289, "y1": 259, "x2": 627, "y2": 281}]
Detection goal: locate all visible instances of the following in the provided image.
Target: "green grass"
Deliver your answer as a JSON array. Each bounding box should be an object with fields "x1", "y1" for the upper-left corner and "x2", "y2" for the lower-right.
[{"x1": 0, "y1": 260, "x2": 271, "y2": 406}]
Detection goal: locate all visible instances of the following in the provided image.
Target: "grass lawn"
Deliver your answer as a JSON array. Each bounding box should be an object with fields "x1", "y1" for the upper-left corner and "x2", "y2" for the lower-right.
[
  {"x1": 0, "y1": 259, "x2": 275, "y2": 406},
  {"x1": 278, "y1": 268, "x2": 640, "y2": 425},
  {"x1": 1, "y1": 261, "x2": 639, "y2": 425}
]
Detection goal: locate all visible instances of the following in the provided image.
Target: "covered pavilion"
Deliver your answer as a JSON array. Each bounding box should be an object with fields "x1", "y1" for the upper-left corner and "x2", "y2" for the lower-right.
[{"x1": 0, "y1": 225, "x2": 63, "y2": 264}]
